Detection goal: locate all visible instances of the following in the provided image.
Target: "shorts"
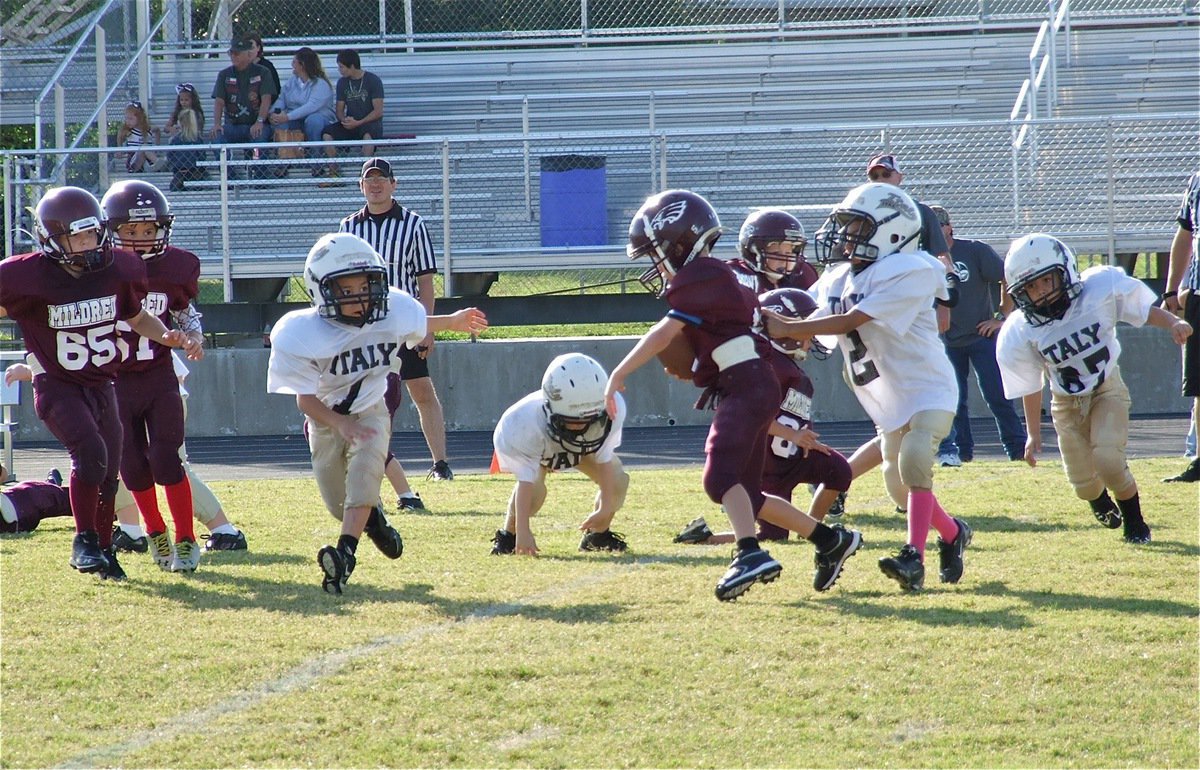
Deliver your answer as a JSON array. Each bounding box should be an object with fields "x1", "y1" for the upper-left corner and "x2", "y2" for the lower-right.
[
  {"x1": 1183, "y1": 290, "x2": 1199, "y2": 398},
  {"x1": 398, "y1": 344, "x2": 430, "y2": 381},
  {"x1": 323, "y1": 121, "x2": 384, "y2": 142}
]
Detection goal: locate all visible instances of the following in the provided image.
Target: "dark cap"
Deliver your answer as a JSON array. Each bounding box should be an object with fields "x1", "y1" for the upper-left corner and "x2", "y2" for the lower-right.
[
  {"x1": 866, "y1": 153, "x2": 901, "y2": 174},
  {"x1": 360, "y1": 157, "x2": 394, "y2": 179},
  {"x1": 929, "y1": 205, "x2": 951, "y2": 226},
  {"x1": 229, "y1": 37, "x2": 255, "y2": 53}
]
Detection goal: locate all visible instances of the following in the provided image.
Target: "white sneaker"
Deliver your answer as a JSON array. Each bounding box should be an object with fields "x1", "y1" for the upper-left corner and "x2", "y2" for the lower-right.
[
  {"x1": 170, "y1": 538, "x2": 201, "y2": 572},
  {"x1": 938, "y1": 452, "x2": 963, "y2": 468},
  {"x1": 147, "y1": 530, "x2": 175, "y2": 570}
]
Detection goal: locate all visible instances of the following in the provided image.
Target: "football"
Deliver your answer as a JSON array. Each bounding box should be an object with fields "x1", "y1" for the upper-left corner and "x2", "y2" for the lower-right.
[{"x1": 657, "y1": 333, "x2": 696, "y2": 380}]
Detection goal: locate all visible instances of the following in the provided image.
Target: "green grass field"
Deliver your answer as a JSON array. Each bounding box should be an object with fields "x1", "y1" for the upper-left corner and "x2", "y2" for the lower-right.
[{"x1": 1, "y1": 458, "x2": 1196, "y2": 768}]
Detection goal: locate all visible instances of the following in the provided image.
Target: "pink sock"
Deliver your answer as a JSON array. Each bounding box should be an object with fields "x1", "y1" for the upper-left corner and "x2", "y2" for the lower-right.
[
  {"x1": 930, "y1": 496, "x2": 960, "y2": 542},
  {"x1": 907, "y1": 490, "x2": 934, "y2": 558}
]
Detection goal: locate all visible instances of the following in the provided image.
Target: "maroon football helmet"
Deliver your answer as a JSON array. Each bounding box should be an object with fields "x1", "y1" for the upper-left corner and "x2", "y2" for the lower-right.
[
  {"x1": 739, "y1": 208, "x2": 807, "y2": 280},
  {"x1": 34, "y1": 186, "x2": 112, "y2": 272},
  {"x1": 627, "y1": 189, "x2": 722, "y2": 296},
  {"x1": 101, "y1": 180, "x2": 174, "y2": 259},
  {"x1": 758, "y1": 287, "x2": 830, "y2": 361}
]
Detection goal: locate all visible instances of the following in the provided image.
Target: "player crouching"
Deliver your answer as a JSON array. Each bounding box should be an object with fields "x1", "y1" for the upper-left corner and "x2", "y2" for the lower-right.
[
  {"x1": 996, "y1": 233, "x2": 1192, "y2": 544},
  {"x1": 268, "y1": 233, "x2": 487, "y2": 594},
  {"x1": 490, "y1": 353, "x2": 630, "y2": 556}
]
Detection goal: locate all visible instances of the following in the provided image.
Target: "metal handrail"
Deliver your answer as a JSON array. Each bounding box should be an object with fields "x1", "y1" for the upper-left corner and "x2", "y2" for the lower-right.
[
  {"x1": 32, "y1": 0, "x2": 121, "y2": 152},
  {"x1": 1011, "y1": 0, "x2": 1072, "y2": 150}
]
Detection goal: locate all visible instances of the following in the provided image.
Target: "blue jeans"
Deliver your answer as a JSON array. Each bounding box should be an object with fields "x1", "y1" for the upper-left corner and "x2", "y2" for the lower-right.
[
  {"x1": 938, "y1": 336, "x2": 1027, "y2": 461},
  {"x1": 214, "y1": 121, "x2": 273, "y2": 159}
]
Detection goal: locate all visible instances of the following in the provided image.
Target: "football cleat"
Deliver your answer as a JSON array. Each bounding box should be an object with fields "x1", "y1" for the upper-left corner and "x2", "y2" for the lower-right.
[
  {"x1": 147, "y1": 530, "x2": 175, "y2": 570},
  {"x1": 46, "y1": 468, "x2": 64, "y2": 486},
  {"x1": 938, "y1": 452, "x2": 962, "y2": 468},
  {"x1": 204, "y1": 530, "x2": 248, "y2": 551},
  {"x1": 100, "y1": 547, "x2": 127, "y2": 581},
  {"x1": 170, "y1": 538, "x2": 201, "y2": 573},
  {"x1": 1122, "y1": 519, "x2": 1152, "y2": 544},
  {"x1": 490, "y1": 529, "x2": 516, "y2": 555},
  {"x1": 579, "y1": 529, "x2": 628, "y2": 552},
  {"x1": 397, "y1": 493, "x2": 427, "y2": 512},
  {"x1": 318, "y1": 544, "x2": 356, "y2": 594},
  {"x1": 1090, "y1": 500, "x2": 1122, "y2": 529},
  {"x1": 879, "y1": 545, "x2": 925, "y2": 591},
  {"x1": 827, "y1": 491, "x2": 847, "y2": 519},
  {"x1": 69, "y1": 531, "x2": 108, "y2": 574},
  {"x1": 673, "y1": 516, "x2": 714, "y2": 544},
  {"x1": 1162, "y1": 458, "x2": 1199, "y2": 483},
  {"x1": 112, "y1": 526, "x2": 149, "y2": 553},
  {"x1": 813, "y1": 526, "x2": 862, "y2": 592},
  {"x1": 715, "y1": 547, "x2": 782, "y2": 602},
  {"x1": 427, "y1": 460, "x2": 454, "y2": 482},
  {"x1": 364, "y1": 507, "x2": 404, "y2": 559},
  {"x1": 936, "y1": 518, "x2": 973, "y2": 584}
]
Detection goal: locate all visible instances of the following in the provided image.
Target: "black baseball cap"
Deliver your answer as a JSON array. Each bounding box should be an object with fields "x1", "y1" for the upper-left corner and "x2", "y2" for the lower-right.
[{"x1": 360, "y1": 158, "x2": 394, "y2": 179}]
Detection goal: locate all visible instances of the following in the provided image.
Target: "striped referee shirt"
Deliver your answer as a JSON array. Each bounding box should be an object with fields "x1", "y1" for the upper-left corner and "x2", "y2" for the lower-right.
[
  {"x1": 339, "y1": 201, "x2": 437, "y2": 298},
  {"x1": 1176, "y1": 170, "x2": 1200, "y2": 291}
]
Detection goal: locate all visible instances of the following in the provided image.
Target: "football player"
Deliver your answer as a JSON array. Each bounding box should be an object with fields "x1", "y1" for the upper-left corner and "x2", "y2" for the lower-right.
[
  {"x1": 728, "y1": 208, "x2": 819, "y2": 295},
  {"x1": 267, "y1": 233, "x2": 486, "y2": 595},
  {"x1": 996, "y1": 233, "x2": 1192, "y2": 543},
  {"x1": 605, "y1": 189, "x2": 863, "y2": 601},
  {"x1": 765, "y1": 183, "x2": 973, "y2": 591},
  {"x1": 673, "y1": 288, "x2": 854, "y2": 546},
  {"x1": 490, "y1": 353, "x2": 630, "y2": 557},
  {"x1": 102, "y1": 180, "x2": 206, "y2": 573},
  {"x1": 0, "y1": 186, "x2": 198, "y2": 580},
  {"x1": 0, "y1": 463, "x2": 72, "y2": 535}
]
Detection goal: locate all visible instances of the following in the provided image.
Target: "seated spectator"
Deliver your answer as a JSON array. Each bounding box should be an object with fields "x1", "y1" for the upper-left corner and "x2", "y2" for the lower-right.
[
  {"x1": 244, "y1": 31, "x2": 282, "y2": 96},
  {"x1": 210, "y1": 36, "x2": 277, "y2": 172},
  {"x1": 116, "y1": 101, "x2": 159, "y2": 173},
  {"x1": 168, "y1": 108, "x2": 207, "y2": 191},
  {"x1": 319, "y1": 49, "x2": 384, "y2": 181},
  {"x1": 164, "y1": 82, "x2": 205, "y2": 138},
  {"x1": 269, "y1": 47, "x2": 335, "y2": 150}
]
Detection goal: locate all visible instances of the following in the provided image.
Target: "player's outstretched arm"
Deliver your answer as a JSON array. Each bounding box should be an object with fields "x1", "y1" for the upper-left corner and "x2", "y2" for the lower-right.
[
  {"x1": 427, "y1": 307, "x2": 488, "y2": 335},
  {"x1": 512, "y1": 480, "x2": 540, "y2": 556},
  {"x1": 128, "y1": 309, "x2": 203, "y2": 359},
  {"x1": 4, "y1": 363, "x2": 32, "y2": 386},
  {"x1": 764, "y1": 307, "x2": 871, "y2": 340},
  {"x1": 296, "y1": 394, "x2": 378, "y2": 445},
  {"x1": 605, "y1": 317, "x2": 683, "y2": 416},
  {"x1": 1145, "y1": 305, "x2": 1193, "y2": 345},
  {"x1": 1020, "y1": 391, "x2": 1043, "y2": 467}
]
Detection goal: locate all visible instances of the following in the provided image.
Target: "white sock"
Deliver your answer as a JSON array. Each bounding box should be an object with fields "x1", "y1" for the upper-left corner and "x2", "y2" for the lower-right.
[
  {"x1": 120, "y1": 522, "x2": 145, "y2": 539},
  {"x1": 399, "y1": 491, "x2": 419, "y2": 500},
  {"x1": 209, "y1": 523, "x2": 238, "y2": 536},
  {"x1": 0, "y1": 495, "x2": 17, "y2": 524}
]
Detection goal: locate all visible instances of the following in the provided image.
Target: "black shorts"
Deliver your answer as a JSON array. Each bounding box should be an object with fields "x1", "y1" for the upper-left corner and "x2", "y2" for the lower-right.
[
  {"x1": 398, "y1": 343, "x2": 430, "y2": 381},
  {"x1": 1183, "y1": 290, "x2": 1200, "y2": 397},
  {"x1": 323, "y1": 121, "x2": 384, "y2": 142}
]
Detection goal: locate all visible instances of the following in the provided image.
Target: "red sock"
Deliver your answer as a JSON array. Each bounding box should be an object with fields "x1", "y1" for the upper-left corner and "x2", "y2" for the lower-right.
[
  {"x1": 907, "y1": 490, "x2": 935, "y2": 558},
  {"x1": 164, "y1": 478, "x2": 195, "y2": 542},
  {"x1": 67, "y1": 472, "x2": 99, "y2": 533},
  {"x1": 131, "y1": 487, "x2": 167, "y2": 533},
  {"x1": 930, "y1": 496, "x2": 960, "y2": 542}
]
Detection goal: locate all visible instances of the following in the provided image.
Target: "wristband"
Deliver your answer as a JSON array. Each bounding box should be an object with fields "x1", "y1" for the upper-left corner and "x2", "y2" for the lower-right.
[{"x1": 1162, "y1": 290, "x2": 1178, "y2": 299}]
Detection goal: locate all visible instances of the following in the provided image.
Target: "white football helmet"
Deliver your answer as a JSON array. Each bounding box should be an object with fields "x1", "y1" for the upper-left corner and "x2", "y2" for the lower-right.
[
  {"x1": 541, "y1": 353, "x2": 612, "y2": 455},
  {"x1": 1004, "y1": 233, "x2": 1082, "y2": 326},
  {"x1": 812, "y1": 183, "x2": 921, "y2": 269},
  {"x1": 303, "y1": 233, "x2": 389, "y2": 327}
]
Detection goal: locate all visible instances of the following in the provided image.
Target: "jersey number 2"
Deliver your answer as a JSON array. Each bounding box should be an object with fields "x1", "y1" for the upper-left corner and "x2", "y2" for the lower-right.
[{"x1": 846, "y1": 330, "x2": 880, "y2": 386}]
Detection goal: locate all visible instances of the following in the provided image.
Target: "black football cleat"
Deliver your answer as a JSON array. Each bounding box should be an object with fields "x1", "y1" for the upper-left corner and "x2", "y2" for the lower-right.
[
  {"x1": 879, "y1": 544, "x2": 925, "y2": 591},
  {"x1": 490, "y1": 529, "x2": 516, "y2": 555},
  {"x1": 100, "y1": 547, "x2": 127, "y2": 581},
  {"x1": 204, "y1": 530, "x2": 248, "y2": 551},
  {"x1": 813, "y1": 527, "x2": 862, "y2": 592},
  {"x1": 112, "y1": 526, "x2": 149, "y2": 553},
  {"x1": 1090, "y1": 500, "x2": 1122, "y2": 529},
  {"x1": 715, "y1": 547, "x2": 782, "y2": 601},
  {"x1": 317, "y1": 544, "x2": 356, "y2": 595},
  {"x1": 1122, "y1": 519, "x2": 1152, "y2": 544},
  {"x1": 673, "y1": 516, "x2": 714, "y2": 544},
  {"x1": 427, "y1": 460, "x2": 454, "y2": 482},
  {"x1": 397, "y1": 493, "x2": 427, "y2": 512},
  {"x1": 46, "y1": 468, "x2": 63, "y2": 486},
  {"x1": 1162, "y1": 458, "x2": 1200, "y2": 483},
  {"x1": 826, "y1": 490, "x2": 847, "y2": 519},
  {"x1": 69, "y1": 531, "x2": 108, "y2": 574},
  {"x1": 364, "y1": 507, "x2": 404, "y2": 559},
  {"x1": 936, "y1": 518, "x2": 973, "y2": 584},
  {"x1": 579, "y1": 529, "x2": 628, "y2": 552}
]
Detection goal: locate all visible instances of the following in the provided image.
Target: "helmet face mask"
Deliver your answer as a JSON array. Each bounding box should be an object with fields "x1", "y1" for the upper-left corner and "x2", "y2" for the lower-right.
[
  {"x1": 35, "y1": 186, "x2": 114, "y2": 273},
  {"x1": 1005, "y1": 234, "x2": 1081, "y2": 326},
  {"x1": 101, "y1": 180, "x2": 173, "y2": 260},
  {"x1": 627, "y1": 190, "x2": 722, "y2": 297},
  {"x1": 739, "y1": 209, "x2": 807, "y2": 280},
  {"x1": 541, "y1": 353, "x2": 613, "y2": 455},
  {"x1": 303, "y1": 233, "x2": 390, "y2": 327},
  {"x1": 757, "y1": 287, "x2": 829, "y2": 361},
  {"x1": 813, "y1": 183, "x2": 920, "y2": 270}
]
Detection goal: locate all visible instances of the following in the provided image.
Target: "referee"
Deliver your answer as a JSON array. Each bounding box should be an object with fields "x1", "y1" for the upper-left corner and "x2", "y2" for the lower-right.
[{"x1": 339, "y1": 158, "x2": 455, "y2": 511}]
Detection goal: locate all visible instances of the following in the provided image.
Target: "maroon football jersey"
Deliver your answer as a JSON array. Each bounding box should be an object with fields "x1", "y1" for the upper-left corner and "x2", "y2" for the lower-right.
[
  {"x1": 763, "y1": 348, "x2": 816, "y2": 472},
  {"x1": 116, "y1": 245, "x2": 200, "y2": 373},
  {"x1": 726, "y1": 257, "x2": 819, "y2": 295},
  {"x1": 1, "y1": 480, "x2": 71, "y2": 533},
  {"x1": 664, "y1": 257, "x2": 771, "y2": 387},
  {"x1": 0, "y1": 249, "x2": 147, "y2": 386}
]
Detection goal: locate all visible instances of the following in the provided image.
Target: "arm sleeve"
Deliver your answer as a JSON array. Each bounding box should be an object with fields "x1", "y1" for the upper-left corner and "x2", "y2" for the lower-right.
[
  {"x1": 996, "y1": 323, "x2": 1045, "y2": 399},
  {"x1": 407, "y1": 217, "x2": 438, "y2": 277},
  {"x1": 853, "y1": 259, "x2": 942, "y2": 334},
  {"x1": 266, "y1": 345, "x2": 321, "y2": 396},
  {"x1": 288, "y1": 79, "x2": 332, "y2": 121}
]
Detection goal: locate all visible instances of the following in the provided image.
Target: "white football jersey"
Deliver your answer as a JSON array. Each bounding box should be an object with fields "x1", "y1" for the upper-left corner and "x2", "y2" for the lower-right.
[
  {"x1": 811, "y1": 251, "x2": 956, "y2": 432},
  {"x1": 493, "y1": 391, "x2": 626, "y2": 483},
  {"x1": 997, "y1": 265, "x2": 1155, "y2": 398},
  {"x1": 267, "y1": 288, "x2": 426, "y2": 414}
]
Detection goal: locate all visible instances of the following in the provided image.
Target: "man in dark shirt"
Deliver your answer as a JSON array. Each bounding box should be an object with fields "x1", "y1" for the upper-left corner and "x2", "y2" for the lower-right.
[{"x1": 210, "y1": 36, "x2": 277, "y2": 167}]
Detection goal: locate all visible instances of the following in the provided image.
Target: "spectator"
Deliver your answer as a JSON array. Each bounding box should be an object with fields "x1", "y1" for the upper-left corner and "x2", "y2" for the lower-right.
[
  {"x1": 339, "y1": 158, "x2": 457, "y2": 494},
  {"x1": 116, "y1": 101, "x2": 159, "y2": 173},
  {"x1": 167, "y1": 107, "x2": 206, "y2": 192},
  {"x1": 319, "y1": 49, "x2": 385, "y2": 181},
  {"x1": 209, "y1": 36, "x2": 277, "y2": 171},
  {"x1": 1162, "y1": 169, "x2": 1200, "y2": 483},
  {"x1": 243, "y1": 32, "x2": 282, "y2": 96},
  {"x1": 269, "y1": 47, "x2": 336, "y2": 153},
  {"x1": 929, "y1": 205, "x2": 1027, "y2": 467},
  {"x1": 163, "y1": 82, "x2": 205, "y2": 138}
]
